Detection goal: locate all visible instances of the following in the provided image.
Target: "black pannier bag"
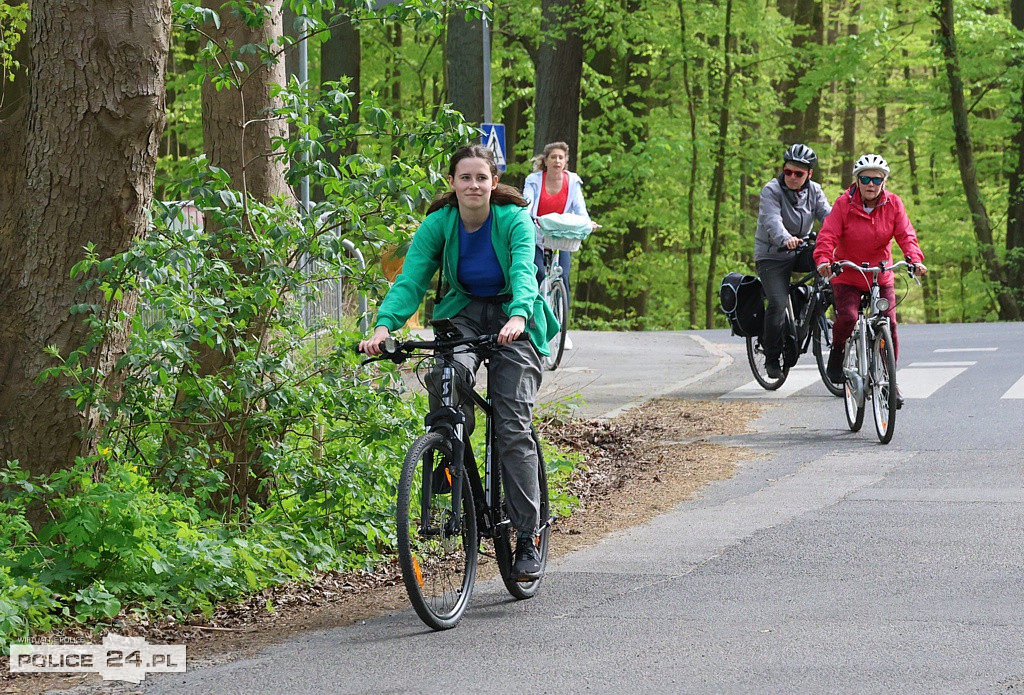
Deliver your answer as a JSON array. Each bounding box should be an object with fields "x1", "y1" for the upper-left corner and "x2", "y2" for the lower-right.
[{"x1": 719, "y1": 272, "x2": 764, "y2": 337}]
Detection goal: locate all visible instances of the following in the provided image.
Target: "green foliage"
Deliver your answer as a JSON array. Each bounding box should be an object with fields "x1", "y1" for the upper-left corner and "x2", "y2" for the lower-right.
[{"x1": 0, "y1": 1, "x2": 28, "y2": 85}]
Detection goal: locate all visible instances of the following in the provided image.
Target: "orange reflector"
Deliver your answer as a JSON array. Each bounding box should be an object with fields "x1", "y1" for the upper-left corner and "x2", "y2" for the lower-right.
[
  {"x1": 445, "y1": 467, "x2": 452, "y2": 486},
  {"x1": 413, "y1": 557, "x2": 424, "y2": 588}
]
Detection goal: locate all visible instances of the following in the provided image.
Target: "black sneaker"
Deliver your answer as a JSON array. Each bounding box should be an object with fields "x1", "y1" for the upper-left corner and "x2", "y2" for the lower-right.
[
  {"x1": 765, "y1": 359, "x2": 784, "y2": 379},
  {"x1": 512, "y1": 536, "x2": 541, "y2": 582},
  {"x1": 826, "y1": 363, "x2": 845, "y2": 385},
  {"x1": 825, "y1": 349, "x2": 845, "y2": 384},
  {"x1": 896, "y1": 387, "x2": 904, "y2": 410}
]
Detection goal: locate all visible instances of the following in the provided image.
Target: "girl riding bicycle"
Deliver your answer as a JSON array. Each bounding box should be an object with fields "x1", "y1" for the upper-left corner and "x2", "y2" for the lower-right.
[
  {"x1": 359, "y1": 144, "x2": 559, "y2": 581},
  {"x1": 813, "y1": 153, "x2": 928, "y2": 400}
]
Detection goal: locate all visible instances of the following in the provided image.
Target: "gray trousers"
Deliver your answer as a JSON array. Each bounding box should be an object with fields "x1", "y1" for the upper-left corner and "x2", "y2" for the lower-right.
[{"x1": 428, "y1": 299, "x2": 542, "y2": 537}]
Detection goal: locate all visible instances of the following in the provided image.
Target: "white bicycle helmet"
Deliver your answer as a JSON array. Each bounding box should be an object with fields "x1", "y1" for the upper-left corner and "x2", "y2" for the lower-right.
[
  {"x1": 852, "y1": 153, "x2": 890, "y2": 177},
  {"x1": 783, "y1": 143, "x2": 818, "y2": 169}
]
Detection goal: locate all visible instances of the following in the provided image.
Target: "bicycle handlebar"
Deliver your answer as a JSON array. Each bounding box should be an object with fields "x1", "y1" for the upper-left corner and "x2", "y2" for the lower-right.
[
  {"x1": 830, "y1": 259, "x2": 921, "y2": 285},
  {"x1": 357, "y1": 332, "x2": 508, "y2": 366}
]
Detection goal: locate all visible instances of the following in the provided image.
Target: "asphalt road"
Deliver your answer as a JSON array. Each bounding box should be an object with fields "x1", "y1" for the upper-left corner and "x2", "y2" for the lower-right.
[{"x1": 143, "y1": 322, "x2": 1024, "y2": 694}]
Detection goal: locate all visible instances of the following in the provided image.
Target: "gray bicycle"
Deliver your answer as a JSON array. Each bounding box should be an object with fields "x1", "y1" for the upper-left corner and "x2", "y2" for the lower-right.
[{"x1": 830, "y1": 259, "x2": 919, "y2": 444}]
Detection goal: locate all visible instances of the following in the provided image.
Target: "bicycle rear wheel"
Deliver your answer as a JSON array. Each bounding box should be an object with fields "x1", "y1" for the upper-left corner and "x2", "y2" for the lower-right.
[
  {"x1": 496, "y1": 428, "x2": 551, "y2": 599},
  {"x1": 746, "y1": 334, "x2": 787, "y2": 390},
  {"x1": 541, "y1": 278, "x2": 568, "y2": 371},
  {"x1": 397, "y1": 432, "x2": 478, "y2": 630},
  {"x1": 871, "y1": 324, "x2": 898, "y2": 444},
  {"x1": 843, "y1": 335, "x2": 865, "y2": 432}
]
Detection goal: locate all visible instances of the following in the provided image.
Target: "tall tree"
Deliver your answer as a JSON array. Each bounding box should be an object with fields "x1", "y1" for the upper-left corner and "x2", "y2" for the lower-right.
[
  {"x1": 446, "y1": 9, "x2": 484, "y2": 124},
  {"x1": 934, "y1": 0, "x2": 1021, "y2": 320},
  {"x1": 533, "y1": 0, "x2": 584, "y2": 167},
  {"x1": 776, "y1": 0, "x2": 823, "y2": 144},
  {"x1": 0, "y1": 0, "x2": 171, "y2": 479},
  {"x1": 186, "y1": 0, "x2": 295, "y2": 512},
  {"x1": 321, "y1": 11, "x2": 361, "y2": 163},
  {"x1": 1006, "y1": 0, "x2": 1024, "y2": 297},
  {"x1": 704, "y1": 0, "x2": 736, "y2": 328}
]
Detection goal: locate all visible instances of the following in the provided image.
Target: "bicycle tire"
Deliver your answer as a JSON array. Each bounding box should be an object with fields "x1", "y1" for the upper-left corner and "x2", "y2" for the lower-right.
[
  {"x1": 871, "y1": 324, "x2": 898, "y2": 444},
  {"x1": 813, "y1": 312, "x2": 843, "y2": 397},
  {"x1": 746, "y1": 334, "x2": 787, "y2": 390},
  {"x1": 496, "y1": 428, "x2": 551, "y2": 599},
  {"x1": 542, "y1": 279, "x2": 569, "y2": 371},
  {"x1": 397, "y1": 432, "x2": 478, "y2": 630},
  {"x1": 843, "y1": 335, "x2": 865, "y2": 432}
]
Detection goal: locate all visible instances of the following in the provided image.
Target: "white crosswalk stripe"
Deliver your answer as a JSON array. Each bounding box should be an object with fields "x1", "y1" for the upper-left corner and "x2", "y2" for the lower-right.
[
  {"x1": 1002, "y1": 375, "x2": 1024, "y2": 399},
  {"x1": 727, "y1": 366, "x2": 824, "y2": 399},
  {"x1": 896, "y1": 364, "x2": 971, "y2": 399},
  {"x1": 725, "y1": 347, "x2": 1024, "y2": 402}
]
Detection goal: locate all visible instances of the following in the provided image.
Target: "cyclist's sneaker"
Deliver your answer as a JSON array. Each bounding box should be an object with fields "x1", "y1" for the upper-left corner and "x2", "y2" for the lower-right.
[
  {"x1": 896, "y1": 387, "x2": 904, "y2": 410},
  {"x1": 564, "y1": 336, "x2": 574, "y2": 350},
  {"x1": 765, "y1": 358, "x2": 783, "y2": 379},
  {"x1": 512, "y1": 536, "x2": 541, "y2": 581}
]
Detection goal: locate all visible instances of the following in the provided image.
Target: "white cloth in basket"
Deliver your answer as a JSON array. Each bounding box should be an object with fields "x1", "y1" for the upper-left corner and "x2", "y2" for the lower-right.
[{"x1": 536, "y1": 213, "x2": 592, "y2": 239}]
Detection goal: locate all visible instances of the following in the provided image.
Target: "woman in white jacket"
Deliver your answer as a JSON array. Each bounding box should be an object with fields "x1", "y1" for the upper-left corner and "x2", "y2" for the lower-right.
[{"x1": 522, "y1": 142, "x2": 593, "y2": 343}]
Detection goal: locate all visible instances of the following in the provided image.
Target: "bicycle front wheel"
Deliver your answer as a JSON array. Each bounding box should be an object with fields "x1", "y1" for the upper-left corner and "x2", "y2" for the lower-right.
[
  {"x1": 397, "y1": 432, "x2": 478, "y2": 630},
  {"x1": 871, "y1": 324, "x2": 898, "y2": 444},
  {"x1": 542, "y1": 279, "x2": 569, "y2": 371},
  {"x1": 746, "y1": 335, "x2": 787, "y2": 390},
  {"x1": 496, "y1": 428, "x2": 552, "y2": 600},
  {"x1": 843, "y1": 335, "x2": 865, "y2": 432}
]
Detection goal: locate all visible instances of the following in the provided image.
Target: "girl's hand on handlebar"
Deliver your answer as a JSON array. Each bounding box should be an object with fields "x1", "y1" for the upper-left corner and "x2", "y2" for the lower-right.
[
  {"x1": 358, "y1": 325, "x2": 391, "y2": 356},
  {"x1": 498, "y1": 315, "x2": 526, "y2": 345},
  {"x1": 912, "y1": 262, "x2": 928, "y2": 276},
  {"x1": 817, "y1": 262, "x2": 833, "y2": 279},
  {"x1": 783, "y1": 236, "x2": 802, "y2": 251}
]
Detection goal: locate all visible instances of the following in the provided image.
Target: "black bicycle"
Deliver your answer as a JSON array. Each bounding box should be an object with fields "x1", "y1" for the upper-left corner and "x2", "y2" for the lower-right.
[
  {"x1": 360, "y1": 319, "x2": 552, "y2": 630},
  {"x1": 746, "y1": 268, "x2": 844, "y2": 396}
]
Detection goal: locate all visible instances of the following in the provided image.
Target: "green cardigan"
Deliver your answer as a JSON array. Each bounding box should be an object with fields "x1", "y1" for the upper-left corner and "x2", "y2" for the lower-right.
[{"x1": 375, "y1": 202, "x2": 561, "y2": 355}]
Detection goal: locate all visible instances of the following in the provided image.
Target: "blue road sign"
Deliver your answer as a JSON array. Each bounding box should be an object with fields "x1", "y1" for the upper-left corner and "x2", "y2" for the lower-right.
[{"x1": 480, "y1": 123, "x2": 506, "y2": 172}]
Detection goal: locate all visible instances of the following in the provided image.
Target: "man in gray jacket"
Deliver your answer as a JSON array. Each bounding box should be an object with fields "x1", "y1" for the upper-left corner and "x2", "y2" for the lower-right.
[{"x1": 754, "y1": 144, "x2": 832, "y2": 378}]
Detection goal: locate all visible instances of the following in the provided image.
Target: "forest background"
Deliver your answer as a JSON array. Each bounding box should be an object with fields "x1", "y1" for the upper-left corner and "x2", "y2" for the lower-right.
[{"x1": 0, "y1": 0, "x2": 1022, "y2": 648}]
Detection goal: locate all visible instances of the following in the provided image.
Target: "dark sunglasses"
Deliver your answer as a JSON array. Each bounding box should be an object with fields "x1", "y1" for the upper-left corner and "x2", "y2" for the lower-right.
[
  {"x1": 858, "y1": 175, "x2": 885, "y2": 185},
  {"x1": 783, "y1": 168, "x2": 808, "y2": 179}
]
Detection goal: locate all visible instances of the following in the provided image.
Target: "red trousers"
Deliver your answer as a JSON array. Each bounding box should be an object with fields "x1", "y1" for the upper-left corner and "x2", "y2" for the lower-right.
[{"x1": 831, "y1": 283, "x2": 900, "y2": 361}]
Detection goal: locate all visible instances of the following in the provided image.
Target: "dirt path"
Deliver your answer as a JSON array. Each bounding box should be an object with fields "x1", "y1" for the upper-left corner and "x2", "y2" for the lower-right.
[{"x1": 2, "y1": 397, "x2": 766, "y2": 695}]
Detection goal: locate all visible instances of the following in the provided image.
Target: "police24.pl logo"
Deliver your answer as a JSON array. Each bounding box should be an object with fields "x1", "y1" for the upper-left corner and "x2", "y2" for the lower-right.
[{"x1": 10, "y1": 633, "x2": 186, "y2": 684}]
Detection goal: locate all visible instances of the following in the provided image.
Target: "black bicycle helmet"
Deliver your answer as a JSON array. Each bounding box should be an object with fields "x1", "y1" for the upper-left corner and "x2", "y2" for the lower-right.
[{"x1": 783, "y1": 143, "x2": 818, "y2": 169}]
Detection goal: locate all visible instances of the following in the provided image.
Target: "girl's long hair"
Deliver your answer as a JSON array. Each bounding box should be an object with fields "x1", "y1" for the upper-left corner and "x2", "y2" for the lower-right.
[{"x1": 426, "y1": 144, "x2": 527, "y2": 214}]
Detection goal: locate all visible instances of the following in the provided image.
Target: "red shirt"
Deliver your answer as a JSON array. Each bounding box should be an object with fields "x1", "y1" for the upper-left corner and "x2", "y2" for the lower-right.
[
  {"x1": 814, "y1": 185, "x2": 925, "y2": 291},
  {"x1": 536, "y1": 171, "x2": 569, "y2": 216}
]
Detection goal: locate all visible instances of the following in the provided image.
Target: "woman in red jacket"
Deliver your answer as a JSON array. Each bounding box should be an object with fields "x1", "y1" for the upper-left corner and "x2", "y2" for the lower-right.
[{"x1": 813, "y1": 154, "x2": 928, "y2": 405}]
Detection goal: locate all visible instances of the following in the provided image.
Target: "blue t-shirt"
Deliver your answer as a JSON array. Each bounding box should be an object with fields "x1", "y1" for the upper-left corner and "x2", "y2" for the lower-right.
[{"x1": 457, "y1": 213, "x2": 504, "y2": 296}]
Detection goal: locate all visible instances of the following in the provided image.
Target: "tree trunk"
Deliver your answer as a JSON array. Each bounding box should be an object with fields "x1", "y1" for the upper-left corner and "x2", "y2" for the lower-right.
[
  {"x1": 533, "y1": 0, "x2": 584, "y2": 168},
  {"x1": 1006, "y1": 0, "x2": 1024, "y2": 298},
  {"x1": 934, "y1": 0, "x2": 1021, "y2": 320},
  {"x1": 195, "y1": 0, "x2": 294, "y2": 513},
  {"x1": 446, "y1": 10, "x2": 484, "y2": 125},
  {"x1": 679, "y1": 0, "x2": 702, "y2": 328},
  {"x1": 0, "y1": 0, "x2": 171, "y2": 481},
  {"x1": 776, "y1": 0, "x2": 823, "y2": 143},
  {"x1": 704, "y1": 0, "x2": 735, "y2": 329},
  {"x1": 839, "y1": 6, "x2": 859, "y2": 186}
]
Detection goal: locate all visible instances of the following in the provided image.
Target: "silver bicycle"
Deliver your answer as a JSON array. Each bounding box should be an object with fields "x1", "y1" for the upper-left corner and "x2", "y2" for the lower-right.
[
  {"x1": 538, "y1": 247, "x2": 569, "y2": 370},
  {"x1": 830, "y1": 259, "x2": 920, "y2": 444}
]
